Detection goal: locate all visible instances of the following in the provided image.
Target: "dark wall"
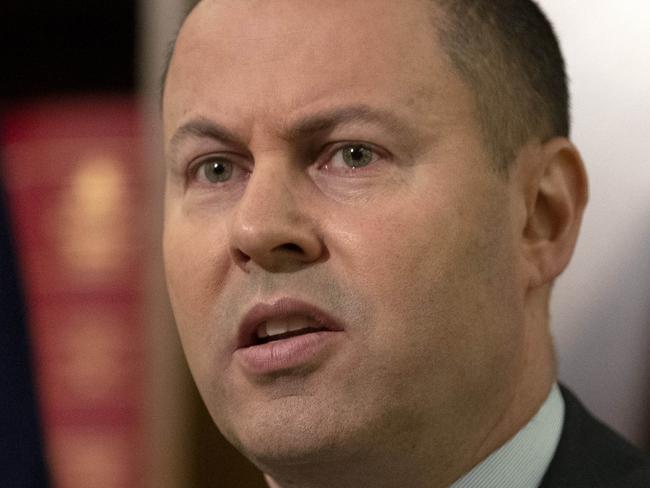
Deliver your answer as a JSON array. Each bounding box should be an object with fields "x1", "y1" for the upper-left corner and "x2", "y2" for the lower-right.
[{"x1": 1, "y1": 1, "x2": 135, "y2": 100}]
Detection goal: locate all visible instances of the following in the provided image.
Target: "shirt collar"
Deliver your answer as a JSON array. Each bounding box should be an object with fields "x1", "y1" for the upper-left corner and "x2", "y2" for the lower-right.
[{"x1": 450, "y1": 383, "x2": 564, "y2": 488}]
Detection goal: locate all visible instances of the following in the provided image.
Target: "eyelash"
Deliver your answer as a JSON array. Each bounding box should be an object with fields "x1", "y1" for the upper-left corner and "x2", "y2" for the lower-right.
[
  {"x1": 188, "y1": 154, "x2": 248, "y2": 186},
  {"x1": 320, "y1": 142, "x2": 385, "y2": 174},
  {"x1": 187, "y1": 142, "x2": 388, "y2": 186}
]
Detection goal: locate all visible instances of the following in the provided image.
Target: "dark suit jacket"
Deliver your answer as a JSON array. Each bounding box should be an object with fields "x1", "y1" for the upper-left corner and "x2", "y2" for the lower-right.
[{"x1": 539, "y1": 386, "x2": 650, "y2": 487}]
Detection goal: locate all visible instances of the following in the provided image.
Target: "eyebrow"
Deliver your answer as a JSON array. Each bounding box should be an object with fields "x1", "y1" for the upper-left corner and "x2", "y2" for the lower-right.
[
  {"x1": 167, "y1": 117, "x2": 243, "y2": 157},
  {"x1": 167, "y1": 104, "x2": 414, "y2": 159},
  {"x1": 285, "y1": 104, "x2": 412, "y2": 140}
]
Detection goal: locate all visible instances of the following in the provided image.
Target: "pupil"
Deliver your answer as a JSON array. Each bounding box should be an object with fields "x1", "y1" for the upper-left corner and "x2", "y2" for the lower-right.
[
  {"x1": 203, "y1": 159, "x2": 232, "y2": 182},
  {"x1": 343, "y1": 145, "x2": 371, "y2": 168}
]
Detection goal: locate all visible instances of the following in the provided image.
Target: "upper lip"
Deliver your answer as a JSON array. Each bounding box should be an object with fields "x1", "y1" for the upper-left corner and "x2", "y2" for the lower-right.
[{"x1": 236, "y1": 297, "x2": 345, "y2": 349}]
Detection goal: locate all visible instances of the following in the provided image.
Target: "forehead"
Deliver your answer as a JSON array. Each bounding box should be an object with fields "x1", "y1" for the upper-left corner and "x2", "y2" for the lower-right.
[{"x1": 164, "y1": 0, "x2": 465, "y2": 136}]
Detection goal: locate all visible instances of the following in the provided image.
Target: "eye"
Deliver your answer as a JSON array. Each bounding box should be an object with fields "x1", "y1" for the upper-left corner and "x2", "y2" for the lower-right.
[
  {"x1": 321, "y1": 143, "x2": 386, "y2": 176},
  {"x1": 196, "y1": 157, "x2": 234, "y2": 183},
  {"x1": 339, "y1": 144, "x2": 374, "y2": 169}
]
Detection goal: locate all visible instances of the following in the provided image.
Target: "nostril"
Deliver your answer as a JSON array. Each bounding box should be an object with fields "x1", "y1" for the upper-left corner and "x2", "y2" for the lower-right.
[
  {"x1": 277, "y1": 243, "x2": 303, "y2": 254},
  {"x1": 234, "y1": 249, "x2": 251, "y2": 265}
]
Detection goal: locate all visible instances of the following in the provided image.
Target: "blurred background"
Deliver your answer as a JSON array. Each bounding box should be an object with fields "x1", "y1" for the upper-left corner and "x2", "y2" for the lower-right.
[{"x1": 0, "y1": 1, "x2": 648, "y2": 487}]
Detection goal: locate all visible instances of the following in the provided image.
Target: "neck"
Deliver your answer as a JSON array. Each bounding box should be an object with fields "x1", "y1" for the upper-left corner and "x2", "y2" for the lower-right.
[
  {"x1": 462, "y1": 285, "x2": 556, "y2": 473},
  {"x1": 262, "y1": 445, "x2": 465, "y2": 488}
]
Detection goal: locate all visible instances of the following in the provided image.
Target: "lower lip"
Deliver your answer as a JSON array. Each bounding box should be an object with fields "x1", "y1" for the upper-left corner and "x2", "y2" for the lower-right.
[{"x1": 234, "y1": 331, "x2": 342, "y2": 375}]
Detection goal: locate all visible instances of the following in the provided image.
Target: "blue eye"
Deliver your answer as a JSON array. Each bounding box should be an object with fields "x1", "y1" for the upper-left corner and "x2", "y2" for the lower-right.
[
  {"x1": 200, "y1": 158, "x2": 233, "y2": 183},
  {"x1": 341, "y1": 145, "x2": 374, "y2": 168}
]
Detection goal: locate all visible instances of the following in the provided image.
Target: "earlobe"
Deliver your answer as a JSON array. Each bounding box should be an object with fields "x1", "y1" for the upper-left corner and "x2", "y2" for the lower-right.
[{"x1": 519, "y1": 138, "x2": 589, "y2": 288}]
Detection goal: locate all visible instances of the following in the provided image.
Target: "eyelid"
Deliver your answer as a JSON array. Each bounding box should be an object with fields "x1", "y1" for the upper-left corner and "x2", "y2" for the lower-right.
[
  {"x1": 183, "y1": 142, "x2": 389, "y2": 179},
  {"x1": 318, "y1": 141, "x2": 390, "y2": 170},
  {"x1": 187, "y1": 152, "x2": 249, "y2": 185}
]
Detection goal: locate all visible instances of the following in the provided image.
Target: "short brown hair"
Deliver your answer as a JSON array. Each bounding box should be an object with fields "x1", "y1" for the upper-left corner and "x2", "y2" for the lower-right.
[{"x1": 434, "y1": 0, "x2": 569, "y2": 170}]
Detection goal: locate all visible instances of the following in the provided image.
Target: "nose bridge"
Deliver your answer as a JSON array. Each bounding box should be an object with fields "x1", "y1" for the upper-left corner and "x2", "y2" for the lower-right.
[
  {"x1": 228, "y1": 153, "x2": 322, "y2": 270},
  {"x1": 236, "y1": 153, "x2": 298, "y2": 231}
]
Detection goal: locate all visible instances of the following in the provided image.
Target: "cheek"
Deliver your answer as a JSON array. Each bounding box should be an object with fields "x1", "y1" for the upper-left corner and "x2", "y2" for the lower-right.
[
  {"x1": 332, "y1": 193, "x2": 464, "y2": 313},
  {"x1": 163, "y1": 213, "x2": 231, "y2": 355},
  {"x1": 330, "y1": 186, "x2": 522, "y2": 383}
]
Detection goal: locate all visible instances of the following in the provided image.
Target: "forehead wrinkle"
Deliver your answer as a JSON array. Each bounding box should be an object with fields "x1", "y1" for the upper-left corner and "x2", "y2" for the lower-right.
[
  {"x1": 167, "y1": 116, "x2": 247, "y2": 160},
  {"x1": 281, "y1": 104, "x2": 417, "y2": 143},
  {"x1": 167, "y1": 104, "x2": 423, "y2": 159}
]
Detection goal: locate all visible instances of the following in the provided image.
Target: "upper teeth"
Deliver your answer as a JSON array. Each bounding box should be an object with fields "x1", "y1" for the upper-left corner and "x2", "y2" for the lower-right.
[{"x1": 257, "y1": 316, "x2": 319, "y2": 338}]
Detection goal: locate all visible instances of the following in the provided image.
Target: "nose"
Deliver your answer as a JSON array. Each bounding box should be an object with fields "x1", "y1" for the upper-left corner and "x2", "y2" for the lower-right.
[{"x1": 228, "y1": 160, "x2": 324, "y2": 272}]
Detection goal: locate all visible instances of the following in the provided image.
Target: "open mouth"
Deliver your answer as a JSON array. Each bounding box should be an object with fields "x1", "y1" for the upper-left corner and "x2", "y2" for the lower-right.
[
  {"x1": 253, "y1": 316, "x2": 329, "y2": 346},
  {"x1": 235, "y1": 299, "x2": 345, "y2": 374},
  {"x1": 236, "y1": 298, "x2": 345, "y2": 352}
]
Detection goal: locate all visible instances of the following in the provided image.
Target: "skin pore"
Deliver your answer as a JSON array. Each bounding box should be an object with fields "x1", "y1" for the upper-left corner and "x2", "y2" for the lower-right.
[{"x1": 162, "y1": 1, "x2": 588, "y2": 487}]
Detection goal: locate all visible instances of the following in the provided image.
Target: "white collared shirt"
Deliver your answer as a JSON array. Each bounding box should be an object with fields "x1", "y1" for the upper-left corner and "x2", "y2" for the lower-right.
[{"x1": 450, "y1": 383, "x2": 564, "y2": 488}]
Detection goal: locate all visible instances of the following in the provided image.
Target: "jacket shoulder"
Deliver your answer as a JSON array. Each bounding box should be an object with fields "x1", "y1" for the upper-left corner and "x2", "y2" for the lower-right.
[{"x1": 540, "y1": 385, "x2": 650, "y2": 488}]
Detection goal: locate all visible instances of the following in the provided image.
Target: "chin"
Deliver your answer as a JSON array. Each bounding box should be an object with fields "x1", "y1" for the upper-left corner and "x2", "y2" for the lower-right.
[{"x1": 218, "y1": 397, "x2": 370, "y2": 471}]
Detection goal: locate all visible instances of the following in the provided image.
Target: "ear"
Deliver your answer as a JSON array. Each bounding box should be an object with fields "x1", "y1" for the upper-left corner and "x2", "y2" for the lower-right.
[{"x1": 515, "y1": 138, "x2": 589, "y2": 288}]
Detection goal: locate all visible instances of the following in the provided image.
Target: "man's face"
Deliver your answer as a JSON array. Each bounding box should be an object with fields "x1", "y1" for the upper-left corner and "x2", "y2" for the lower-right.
[{"x1": 163, "y1": 0, "x2": 527, "y2": 470}]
